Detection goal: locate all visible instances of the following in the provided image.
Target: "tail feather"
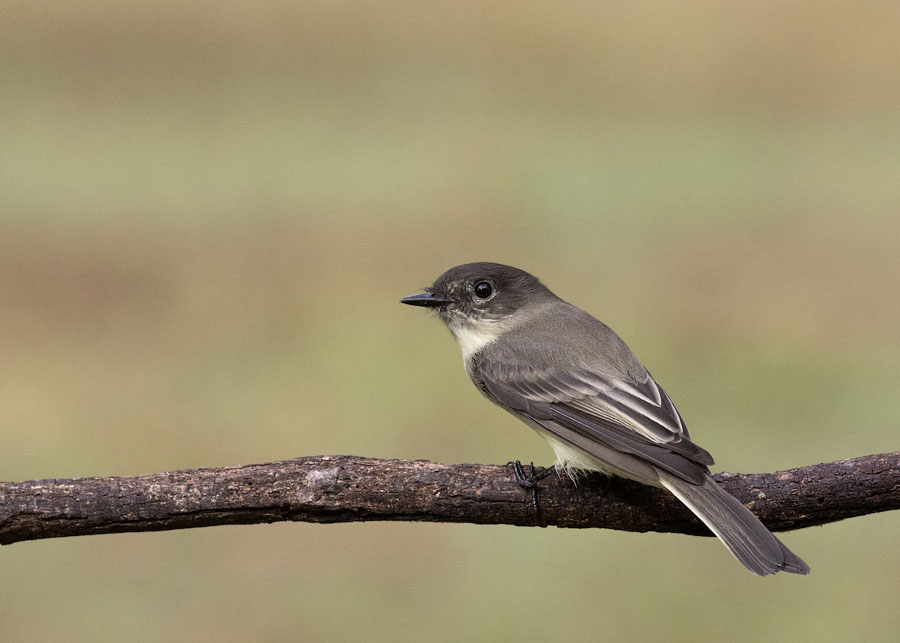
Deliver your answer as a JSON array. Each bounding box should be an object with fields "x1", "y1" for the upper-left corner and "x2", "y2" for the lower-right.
[{"x1": 660, "y1": 474, "x2": 810, "y2": 576}]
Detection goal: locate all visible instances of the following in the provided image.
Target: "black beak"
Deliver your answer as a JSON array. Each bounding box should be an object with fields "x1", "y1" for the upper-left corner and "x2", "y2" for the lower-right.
[{"x1": 400, "y1": 291, "x2": 451, "y2": 308}]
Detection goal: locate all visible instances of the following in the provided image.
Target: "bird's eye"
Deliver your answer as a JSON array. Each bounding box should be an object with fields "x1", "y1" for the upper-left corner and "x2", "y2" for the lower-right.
[{"x1": 473, "y1": 281, "x2": 493, "y2": 299}]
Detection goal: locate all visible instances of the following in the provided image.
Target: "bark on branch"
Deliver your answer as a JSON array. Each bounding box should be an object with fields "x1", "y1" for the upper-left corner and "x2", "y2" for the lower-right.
[{"x1": 1, "y1": 452, "x2": 898, "y2": 545}]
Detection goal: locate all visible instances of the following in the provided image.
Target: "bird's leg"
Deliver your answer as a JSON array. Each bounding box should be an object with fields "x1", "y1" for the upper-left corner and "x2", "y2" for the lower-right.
[{"x1": 507, "y1": 460, "x2": 555, "y2": 525}]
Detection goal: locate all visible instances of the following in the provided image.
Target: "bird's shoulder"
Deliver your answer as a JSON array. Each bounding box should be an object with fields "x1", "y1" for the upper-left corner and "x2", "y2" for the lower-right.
[{"x1": 482, "y1": 301, "x2": 647, "y2": 384}]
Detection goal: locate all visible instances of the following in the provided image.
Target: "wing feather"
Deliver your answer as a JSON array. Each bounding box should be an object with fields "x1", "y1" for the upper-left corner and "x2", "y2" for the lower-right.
[{"x1": 476, "y1": 357, "x2": 713, "y2": 484}]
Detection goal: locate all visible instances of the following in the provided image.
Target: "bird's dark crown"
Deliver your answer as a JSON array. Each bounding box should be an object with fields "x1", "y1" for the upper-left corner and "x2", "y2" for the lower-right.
[{"x1": 428, "y1": 262, "x2": 556, "y2": 320}]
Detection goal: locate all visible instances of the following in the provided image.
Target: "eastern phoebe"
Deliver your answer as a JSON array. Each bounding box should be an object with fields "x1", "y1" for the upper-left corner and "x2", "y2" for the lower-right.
[{"x1": 401, "y1": 262, "x2": 809, "y2": 576}]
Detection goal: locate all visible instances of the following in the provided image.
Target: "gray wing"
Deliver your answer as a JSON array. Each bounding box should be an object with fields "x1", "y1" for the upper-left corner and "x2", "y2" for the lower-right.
[{"x1": 476, "y1": 355, "x2": 714, "y2": 485}]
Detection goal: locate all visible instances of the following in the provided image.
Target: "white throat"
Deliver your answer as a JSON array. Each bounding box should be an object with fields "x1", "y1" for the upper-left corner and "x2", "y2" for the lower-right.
[{"x1": 447, "y1": 319, "x2": 505, "y2": 362}]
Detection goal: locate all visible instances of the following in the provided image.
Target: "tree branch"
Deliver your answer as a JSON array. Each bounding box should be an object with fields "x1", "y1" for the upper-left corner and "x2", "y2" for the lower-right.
[{"x1": 1, "y1": 452, "x2": 898, "y2": 545}]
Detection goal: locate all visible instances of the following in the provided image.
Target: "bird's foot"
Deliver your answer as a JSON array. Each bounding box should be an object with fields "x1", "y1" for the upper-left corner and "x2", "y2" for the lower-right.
[
  {"x1": 508, "y1": 460, "x2": 554, "y2": 488},
  {"x1": 507, "y1": 460, "x2": 554, "y2": 525}
]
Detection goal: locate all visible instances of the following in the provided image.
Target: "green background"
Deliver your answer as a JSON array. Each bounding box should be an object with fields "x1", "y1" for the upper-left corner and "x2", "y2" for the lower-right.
[{"x1": 2, "y1": 2, "x2": 899, "y2": 641}]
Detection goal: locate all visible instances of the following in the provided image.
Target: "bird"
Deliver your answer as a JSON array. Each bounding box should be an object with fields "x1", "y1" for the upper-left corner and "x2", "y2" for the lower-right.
[{"x1": 400, "y1": 261, "x2": 809, "y2": 576}]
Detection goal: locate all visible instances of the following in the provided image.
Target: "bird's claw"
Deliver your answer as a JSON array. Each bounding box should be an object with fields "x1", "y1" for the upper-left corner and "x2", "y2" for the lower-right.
[{"x1": 507, "y1": 460, "x2": 553, "y2": 525}]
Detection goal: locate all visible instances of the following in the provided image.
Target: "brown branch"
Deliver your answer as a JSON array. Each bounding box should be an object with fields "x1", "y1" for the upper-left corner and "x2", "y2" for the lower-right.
[{"x1": 1, "y1": 452, "x2": 898, "y2": 545}]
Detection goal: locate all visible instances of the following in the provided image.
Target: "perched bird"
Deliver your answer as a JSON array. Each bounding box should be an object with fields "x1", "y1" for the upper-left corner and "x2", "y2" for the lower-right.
[{"x1": 401, "y1": 262, "x2": 808, "y2": 576}]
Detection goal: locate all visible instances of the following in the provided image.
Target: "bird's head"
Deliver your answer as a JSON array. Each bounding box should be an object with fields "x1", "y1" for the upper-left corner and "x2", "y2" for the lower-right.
[{"x1": 401, "y1": 262, "x2": 556, "y2": 356}]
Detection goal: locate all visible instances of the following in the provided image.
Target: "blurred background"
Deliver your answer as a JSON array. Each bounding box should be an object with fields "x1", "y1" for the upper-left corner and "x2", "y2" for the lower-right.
[{"x1": 2, "y1": 1, "x2": 899, "y2": 641}]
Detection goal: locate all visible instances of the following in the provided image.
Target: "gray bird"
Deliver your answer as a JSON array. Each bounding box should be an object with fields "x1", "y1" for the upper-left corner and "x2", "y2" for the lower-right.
[{"x1": 401, "y1": 262, "x2": 809, "y2": 576}]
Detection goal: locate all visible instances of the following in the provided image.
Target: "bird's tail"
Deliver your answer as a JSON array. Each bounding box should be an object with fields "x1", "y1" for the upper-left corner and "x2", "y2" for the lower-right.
[{"x1": 660, "y1": 473, "x2": 810, "y2": 576}]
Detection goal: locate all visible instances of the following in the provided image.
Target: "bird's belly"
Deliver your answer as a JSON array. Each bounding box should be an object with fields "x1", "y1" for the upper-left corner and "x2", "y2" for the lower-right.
[{"x1": 520, "y1": 416, "x2": 664, "y2": 487}]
